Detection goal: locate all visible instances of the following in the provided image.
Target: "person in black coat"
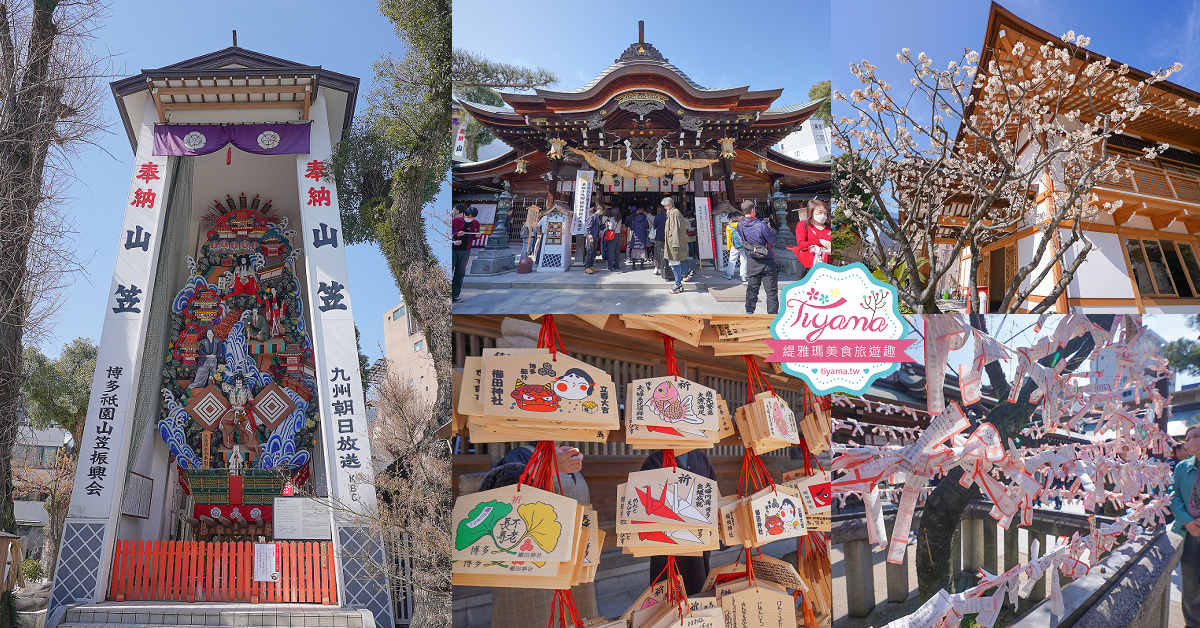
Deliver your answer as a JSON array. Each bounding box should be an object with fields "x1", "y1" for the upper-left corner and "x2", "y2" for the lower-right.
[
  {"x1": 641, "y1": 449, "x2": 717, "y2": 595},
  {"x1": 626, "y1": 207, "x2": 652, "y2": 270}
]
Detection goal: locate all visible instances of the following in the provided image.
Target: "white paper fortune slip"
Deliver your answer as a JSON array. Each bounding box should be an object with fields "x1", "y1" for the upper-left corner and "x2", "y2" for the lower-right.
[
  {"x1": 885, "y1": 475, "x2": 927, "y2": 564},
  {"x1": 882, "y1": 589, "x2": 952, "y2": 628},
  {"x1": 863, "y1": 484, "x2": 887, "y2": 548},
  {"x1": 923, "y1": 316, "x2": 968, "y2": 415}
]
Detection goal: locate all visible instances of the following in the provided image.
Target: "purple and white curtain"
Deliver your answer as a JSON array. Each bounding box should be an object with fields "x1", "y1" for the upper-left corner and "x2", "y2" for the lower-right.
[{"x1": 153, "y1": 122, "x2": 311, "y2": 156}]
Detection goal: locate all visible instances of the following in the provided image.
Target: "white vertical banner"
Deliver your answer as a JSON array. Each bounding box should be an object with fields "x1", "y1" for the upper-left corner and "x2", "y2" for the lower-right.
[
  {"x1": 51, "y1": 97, "x2": 171, "y2": 616},
  {"x1": 295, "y1": 93, "x2": 376, "y2": 516},
  {"x1": 68, "y1": 96, "x2": 171, "y2": 520},
  {"x1": 298, "y1": 91, "x2": 393, "y2": 628},
  {"x1": 695, "y1": 197, "x2": 715, "y2": 260},
  {"x1": 714, "y1": 213, "x2": 733, "y2": 272},
  {"x1": 452, "y1": 111, "x2": 467, "y2": 160},
  {"x1": 571, "y1": 170, "x2": 593, "y2": 235}
]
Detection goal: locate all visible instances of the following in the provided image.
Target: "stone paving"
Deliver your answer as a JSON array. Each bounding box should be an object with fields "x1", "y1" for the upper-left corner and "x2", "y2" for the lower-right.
[
  {"x1": 55, "y1": 601, "x2": 370, "y2": 628},
  {"x1": 456, "y1": 245, "x2": 800, "y2": 314}
]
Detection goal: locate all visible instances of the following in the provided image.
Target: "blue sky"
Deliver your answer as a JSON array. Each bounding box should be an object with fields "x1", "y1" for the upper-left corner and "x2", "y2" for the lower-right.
[
  {"x1": 453, "y1": 0, "x2": 831, "y2": 160},
  {"x1": 832, "y1": 0, "x2": 1200, "y2": 130},
  {"x1": 34, "y1": 0, "x2": 446, "y2": 365}
]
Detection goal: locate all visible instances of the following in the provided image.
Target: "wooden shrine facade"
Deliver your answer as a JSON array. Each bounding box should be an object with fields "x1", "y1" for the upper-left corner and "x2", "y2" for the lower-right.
[
  {"x1": 940, "y1": 3, "x2": 1200, "y2": 313},
  {"x1": 452, "y1": 22, "x2": 830, "y2": 212}
]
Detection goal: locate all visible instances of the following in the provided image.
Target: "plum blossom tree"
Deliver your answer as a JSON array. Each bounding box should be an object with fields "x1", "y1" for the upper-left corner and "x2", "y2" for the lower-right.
[{"x1": 833, "y1": 32, "x2": 1187, "y2": 313}]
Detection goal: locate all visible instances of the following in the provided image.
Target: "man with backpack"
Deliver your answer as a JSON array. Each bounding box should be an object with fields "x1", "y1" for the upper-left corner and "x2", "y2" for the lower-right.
[{"x1": 736, "y1": 200, "x2": 779, "y2": 314}]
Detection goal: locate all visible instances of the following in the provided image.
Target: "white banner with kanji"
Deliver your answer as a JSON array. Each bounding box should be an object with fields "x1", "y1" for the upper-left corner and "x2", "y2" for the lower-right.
[{"x1": 295, "y1": 92, "x2": 377, "y2": 517}]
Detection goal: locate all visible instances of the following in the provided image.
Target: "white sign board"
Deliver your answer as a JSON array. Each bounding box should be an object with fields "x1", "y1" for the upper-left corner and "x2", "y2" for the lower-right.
[
  {"x1": 536, "y1": 212, "x2": 572, "y2": 272},
  {"x1": 273, "y1": 497, "x2": 334, "y2": 540},
  {"x1": 68, "y1": 101, "x2": 172, "y2": 521},
  {"x1": 695, "y1": 197, "x2": 715, "y2": 260},
  {"x1": 253, "y1": 543, "x2": 280, "y2": 582},
  {"x1": 470, "y1": 202, "x2": 497, "y2": 228},
  {"x1": 119, "y1": 472, "x2": 153, "y2": 519},
  {"x1": 571, "y1": 170, "x2": 593, "y2": 235}
]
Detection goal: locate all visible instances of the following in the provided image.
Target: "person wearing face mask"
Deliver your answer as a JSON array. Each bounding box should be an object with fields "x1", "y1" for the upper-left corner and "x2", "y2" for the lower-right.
[
  {"x1": 791, "y1": 198, "x2": 832, "y2": 280},
  {"x1": 451, "y1": 204, "x2": 480, "y2": 303}
]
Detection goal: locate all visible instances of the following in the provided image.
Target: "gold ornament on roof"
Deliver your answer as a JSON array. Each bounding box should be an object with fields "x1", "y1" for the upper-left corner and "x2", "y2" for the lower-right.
[
  {"x1": 515, "y1": 158, "x2": 528, "y2": 174},
  {"x1": 548, "y1": 138, "x2": 566, "y2": 160}
]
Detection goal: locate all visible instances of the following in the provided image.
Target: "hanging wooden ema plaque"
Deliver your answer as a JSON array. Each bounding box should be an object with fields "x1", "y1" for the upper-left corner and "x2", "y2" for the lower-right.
[
  {"x1": 481, "y1": 353, "x2": 617, "y2": 429},
  {"x1": 615, "y1": 466, "x2": 720, "y2": 556},
  {"x1": 625, "y1": 378, "x2": 722, "y2": 450},
  {"x1": 783, "y1": 469, "x2": 831, "y2": 533},
  {"x1": 459, "y1": 348, "x2": 611, "y2": 443},
  {"x1": 733, "y1": 356, "x2": 802, "y2": 454},
  {"x1": 451, "y1": 483, "x2": 591, "y2": 589},
  {"x1": 721, "y1": 586, "x2": 798, "y2": 628},
  {"x1": 626, "y1": 333, "x2": 723, "y2": 451}
]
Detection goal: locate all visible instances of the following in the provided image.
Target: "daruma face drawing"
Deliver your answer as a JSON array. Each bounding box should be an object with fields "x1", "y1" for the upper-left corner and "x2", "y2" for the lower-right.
[
  {"x1": 511, "y1": 383, "x2": 560, "y2": 412},
  {"x1": 552, "y1": 368, "x2": 595, "y2": 401}
]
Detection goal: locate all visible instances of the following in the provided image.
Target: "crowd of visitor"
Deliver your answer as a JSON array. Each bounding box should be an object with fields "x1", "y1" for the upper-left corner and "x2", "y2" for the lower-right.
[{"x1": 453, "y1": 196, "x2": 834, "y2": 315}]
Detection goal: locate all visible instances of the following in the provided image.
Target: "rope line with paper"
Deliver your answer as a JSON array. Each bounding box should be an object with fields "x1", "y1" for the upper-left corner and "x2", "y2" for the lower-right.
[{"x1": 832, "y1": 315, "x2": 1175, "y2": 628}]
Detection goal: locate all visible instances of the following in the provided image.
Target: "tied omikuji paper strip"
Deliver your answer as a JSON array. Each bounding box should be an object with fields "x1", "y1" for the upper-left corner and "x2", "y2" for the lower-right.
[{"x1": 832, "y1": 315, "x2": 1176, "y2": 628}]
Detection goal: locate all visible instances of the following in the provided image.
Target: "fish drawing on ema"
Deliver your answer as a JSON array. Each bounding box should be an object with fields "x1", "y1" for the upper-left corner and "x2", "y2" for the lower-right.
[
  {"x1": 770, "y1": 402, "x2": 792, "y2": 437},
  {"x1": 644, "y1": 381, "x2": 702, "y2": 424}
]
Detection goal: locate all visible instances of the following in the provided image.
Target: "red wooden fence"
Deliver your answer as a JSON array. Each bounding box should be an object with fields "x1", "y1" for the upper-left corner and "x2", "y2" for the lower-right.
[{"x1": 109, "y1": 540, "x2": 337, "y2": 604}]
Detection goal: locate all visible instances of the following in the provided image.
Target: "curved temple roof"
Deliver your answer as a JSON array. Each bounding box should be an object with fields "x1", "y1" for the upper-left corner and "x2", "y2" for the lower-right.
[
  {"x1": 111, "y1": 46, "x2": 359, "y2": 152},
  {"x1": 456, "y1": 23, "x2": 825, "y2": 159}
]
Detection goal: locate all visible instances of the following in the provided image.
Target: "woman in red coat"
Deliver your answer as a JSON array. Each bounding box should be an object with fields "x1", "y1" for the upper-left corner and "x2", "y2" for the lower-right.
[{"x1": 790, "y1": 199, "x2": 832, "y2": 278}]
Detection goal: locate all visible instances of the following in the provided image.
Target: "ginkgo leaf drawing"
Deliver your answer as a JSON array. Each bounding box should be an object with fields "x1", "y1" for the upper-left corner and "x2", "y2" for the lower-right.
[
  {"x1": 455, "y1": 500, "x2": 512, "y2": 550},
  {"x1": 516, "y1": 501, "x2": 562, "y2": 553}
]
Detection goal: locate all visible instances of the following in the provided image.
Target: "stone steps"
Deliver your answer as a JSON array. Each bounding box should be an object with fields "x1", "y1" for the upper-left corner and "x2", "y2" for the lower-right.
[{"x1": 59, "y1": 602, "x2": 371, "y2": 628}]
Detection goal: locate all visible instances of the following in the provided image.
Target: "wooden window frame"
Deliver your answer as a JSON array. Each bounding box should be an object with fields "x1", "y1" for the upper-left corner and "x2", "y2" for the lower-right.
[{"x1": 1123, "y1": 235, "x2": 1200, "y2": 298}]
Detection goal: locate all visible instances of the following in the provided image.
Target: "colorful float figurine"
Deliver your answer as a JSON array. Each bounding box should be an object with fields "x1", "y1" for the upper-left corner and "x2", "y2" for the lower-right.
[{"x1": 158, "y1": 197, "x2": 316, "y2": 539}]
